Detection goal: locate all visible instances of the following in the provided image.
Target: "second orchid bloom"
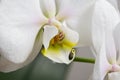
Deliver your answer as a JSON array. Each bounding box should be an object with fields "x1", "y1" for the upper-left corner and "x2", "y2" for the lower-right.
[{"x1": 91, "y1": 0, "x2": 120, "y2": 80}]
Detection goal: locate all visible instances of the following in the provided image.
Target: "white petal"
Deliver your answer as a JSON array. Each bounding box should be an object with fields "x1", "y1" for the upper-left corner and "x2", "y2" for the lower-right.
[
  {"x1": 0, "y1": 30, "x2": 43, "y2": 72},
  {"x1": 56, "y1": 0, "x2": 95, "y2": 21},
  {"x1": 0, "y1": 24, "x2": 41, "y2": 63},
  {"x1": 92, "y1": 0, "x2": 120, "y2": 54},
  {"x1": 92, "y1": 43, "x2": 111, "y2": 80},
  {"x1": 66, "y1": 0, "x2": 95, "y2": 47},
  {"x1": 0, "y1": 0, "x2": 46, "y2": 71},
  {"x1": 39, "y1": 0, "x2": 56, "y2": 18},
  {"x1": 0, "y1": 0, "x2": 46, "y2": 24},
  {"x1": 108, "y1": 72, "x2": 120, "y2": 80},
  {"x1": 62, "y1": 22, "x2": 79, "y2": 44},
  {"x1": 113, "y1": 23, "x2": 120, "y2": 64},
  {"x1": 0, "y1": 0, "x2": 46, "y2": 63},
  {"x1": 43, "y1": 25, "x2": 58, "y2": 50},
  {"x1": 105, "y1": 31, "x2": 117, "y2": 64}
]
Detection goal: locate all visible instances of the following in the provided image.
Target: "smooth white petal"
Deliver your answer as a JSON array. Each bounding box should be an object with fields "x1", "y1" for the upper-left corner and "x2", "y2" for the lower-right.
[
  {"x1": 108, "y1": 72, "x2": 120, "y2": 80},
  {"x1": 56, "y1": 0, "x2": 95, "y2": 21},
  {"x1": 105, "y1": 31, "x2": 117, "y2": 64},
  {"x1": 92, "y1": 43, "x2": 111, "y2": 80},
  {"x1": 0, "y1": 0, "x2": 46, "y2": 24},
  {"x1": 66, "y1": 1, "x2": 95, "y2": 47},
  {"x1": 0, "y1": 0, "x2": 46, "y2": 63},
  {"x1": 0, "y1": 24, "x2": 41, "y2": 63},
  {"x1": 39, "y1": 0, "x2": 56, "y2": 18},
  {"x1": 92, "y1": 0, "x2": 120, "y2": 55},
  {"x1": 0, "y1": 30, "x2": 43, "y2": 72},
  {"x1": 113, "y1": 23, "x2": 120, "y2": 64},
  {"x1": 43, "y1": 25, "x2": 58, "y2": 50}
]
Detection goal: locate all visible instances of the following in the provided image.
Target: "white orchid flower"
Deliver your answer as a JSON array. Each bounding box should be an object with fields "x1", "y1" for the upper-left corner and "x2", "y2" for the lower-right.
[
  {"x1": 0, "y1": 0, "x2": 95, "y2": 72},
  {"x1": 91, "y1": 0, "x2": 120, "y2": 80},
  {"x1": 92, "y1": 26, "x2": 120, "y2": 80}
]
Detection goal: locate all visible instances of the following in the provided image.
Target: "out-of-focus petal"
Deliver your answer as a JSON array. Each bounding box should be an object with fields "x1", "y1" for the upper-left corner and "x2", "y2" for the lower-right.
[
  {"x1": 113, "y1": 23, "x2": 120, "y2": 64},
  {"x1": 105, "y1": 31, "x2": 117, "y2": 64},
  {"x1": 92, "y1": 0, "x2": 120, "y2": 54},
  {"x1": 43, "y1": 25, "x2": 58, "y2": 50},
  {"x1": 108, "y1": 72, "x2": 120, "y2": 80},
  {"x1": 92, "y1": 43, "x2": 111, "y2": 80},
  {"x1": 0, "y1": 29, "x2": 43, "y2": 72},
  {"x1": 39, "y1": 0, "x2": 56, "y2": 18}
]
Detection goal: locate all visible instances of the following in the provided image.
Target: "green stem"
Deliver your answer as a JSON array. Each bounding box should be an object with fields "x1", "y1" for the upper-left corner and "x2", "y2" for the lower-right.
[{"x1": 73, "y1": 57, "x2": 95, "y2": 64}]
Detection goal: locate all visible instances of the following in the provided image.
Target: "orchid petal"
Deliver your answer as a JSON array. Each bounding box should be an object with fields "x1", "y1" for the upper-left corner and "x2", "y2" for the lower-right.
[
  {"x1": 105, "y1": 30, "x2": 117, "y2": 64},
  {"x1": 92, "y1": 0, "x2": 120, "y2": 55},
  {"x1": 56, "y1": 0, "x2": 95, "y2": 21},
  {"x1": 106, "y1": 33, "x2": 117, "y2": 64},
  {"x1": 0, "y1": 25, "x2": 42, "y2": 63},
  {"x1": 108, "y1": 72, "x2": 120, "y2": 80},
  {"x1": 108, "y1": 37, "x2": 117, "y2": 64},
  {"x1": 113, "y1": 23, "x2": 120, "y2": 64},
  {"x1": 62, "y1": 22, "x2": 79, "y2": 44},
  {"x1": 42, "y1": 22, "x2": 79, "y2": 64},
  {"x1": 0, "y1": 30, "x2": 43, "y2": 72},
  {"x1": 92, "y1": 43, "x2": 111, "y2": 80},
  {"x1": 39, "y1": 0, "x2": 56, "y2": 18},
  {"x1": 0, "y1": 0, "x2": 46, "y2": 24},
  {"x1": 66, "y1": 1, "x2": 95, "y2": 47},
  {"x1": 43, "y1": 25, "x2": 58, "y2": 50},
  {"x1": 0, "y1": 0, "x2": 46, "y2": 63}
]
